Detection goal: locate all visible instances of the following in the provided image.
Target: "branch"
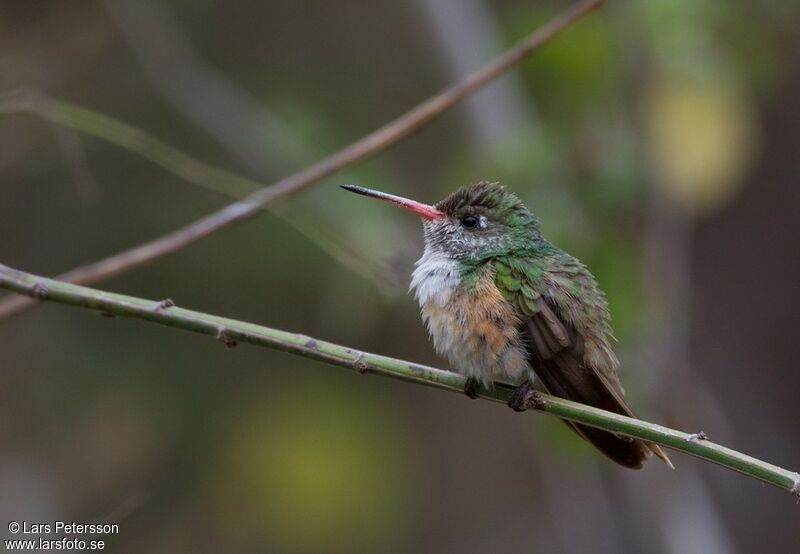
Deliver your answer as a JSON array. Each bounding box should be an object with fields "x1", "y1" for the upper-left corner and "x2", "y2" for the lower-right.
[
  {"x1": 0, "y1": 91, "x2": 261, "y2": 199},
  {"x1": 0, "y1": 0, "x2": 604, "y2": 321},
  {"x1": 2, "y1": 263, "x2": 798, "y2": 499},
  {"x1": 0, "y1": 92, "x2": 386, "y2": 290}
]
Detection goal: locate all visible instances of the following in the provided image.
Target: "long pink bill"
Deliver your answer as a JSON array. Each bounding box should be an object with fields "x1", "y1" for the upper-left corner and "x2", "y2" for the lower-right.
[{"x1": 341, "y1": 185, "x2": 445, "y2": 220}]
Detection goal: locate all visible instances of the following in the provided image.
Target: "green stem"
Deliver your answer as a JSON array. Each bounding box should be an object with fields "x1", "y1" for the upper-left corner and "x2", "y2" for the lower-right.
[
  {"x1": 0, "y1": 89, "x2": 261, "y2": 199},
  {"x1": 0, "y1": 90, "x2": 386, "y2": 289},
  {"x1": 1, "y1": 263, "x2": 798, "y2": 498}
]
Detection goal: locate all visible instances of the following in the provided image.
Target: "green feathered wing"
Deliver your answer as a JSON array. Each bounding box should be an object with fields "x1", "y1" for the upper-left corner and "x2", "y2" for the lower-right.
[{"x1": 494, "y1": 254, "x2": 672, "y2": 469}]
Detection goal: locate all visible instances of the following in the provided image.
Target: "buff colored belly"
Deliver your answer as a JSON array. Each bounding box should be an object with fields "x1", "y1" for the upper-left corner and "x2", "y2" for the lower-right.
[{"x1": 415, "y1": 262, "x2": 532, "y2": 386}]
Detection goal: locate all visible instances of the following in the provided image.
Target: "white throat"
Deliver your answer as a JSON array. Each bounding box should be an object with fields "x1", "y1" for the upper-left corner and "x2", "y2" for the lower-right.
[{"x1": 410, "y1": 245, "x2": 461, "y2": 307}]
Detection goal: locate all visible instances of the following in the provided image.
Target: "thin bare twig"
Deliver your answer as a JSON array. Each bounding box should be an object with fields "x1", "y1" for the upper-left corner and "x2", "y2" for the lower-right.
[{"x1": 0, "y1": 0, "x2": 605, "y2": 321}]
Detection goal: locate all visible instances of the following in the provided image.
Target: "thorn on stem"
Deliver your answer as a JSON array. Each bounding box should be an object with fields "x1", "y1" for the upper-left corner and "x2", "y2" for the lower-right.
[
  {"x1": 154, "y1": 298, "x2": 175, "y2": 310},
  {"x1": 32, "y1": 282, "x2": 49, "y2": 299},
  {"x1": 353, "y1": 354, "x2": 368, "y2": 374},
  {"x1": 216, "y1": 327, "x2": 238, "y2": 349},
  {"x1": 791, "y1": 474, "x2": 800, "y2": 501},
  {"x1": 688, "y1": 431, "x2": 708, "y2": 442}
]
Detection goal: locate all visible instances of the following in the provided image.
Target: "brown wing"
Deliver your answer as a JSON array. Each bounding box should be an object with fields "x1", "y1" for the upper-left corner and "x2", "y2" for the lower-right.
[{"x1": 524, "y1": 296, "x2": 672, "y2": 469}]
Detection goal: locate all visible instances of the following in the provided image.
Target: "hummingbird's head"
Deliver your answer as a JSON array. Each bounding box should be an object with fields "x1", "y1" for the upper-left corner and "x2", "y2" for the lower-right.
[{"x1": 341, "y1": 182, "x2": 540, "y2": 261}]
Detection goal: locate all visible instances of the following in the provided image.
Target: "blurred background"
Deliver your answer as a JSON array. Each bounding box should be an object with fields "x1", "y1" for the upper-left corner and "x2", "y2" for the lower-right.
[{"x1": 1, "y1": 0, "x2": 799, "y2": 552}]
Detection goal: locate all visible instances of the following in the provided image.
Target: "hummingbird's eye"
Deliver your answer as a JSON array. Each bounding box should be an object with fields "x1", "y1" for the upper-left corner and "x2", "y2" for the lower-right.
[{"x1": 461, "y1": 215, "x2": 480, "y2": 229}]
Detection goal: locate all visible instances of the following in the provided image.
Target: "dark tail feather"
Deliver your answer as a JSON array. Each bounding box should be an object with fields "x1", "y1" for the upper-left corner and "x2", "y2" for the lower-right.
[
  {"x1": 564, "y1": 418, "x2": 660, "y2": 469},
  {"x1": 535, "y1": 357, "x2": 673, "y2": 470}
]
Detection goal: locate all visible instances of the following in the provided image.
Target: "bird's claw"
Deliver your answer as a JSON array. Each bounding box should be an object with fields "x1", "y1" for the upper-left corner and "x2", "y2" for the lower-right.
[{"x1": 464, "y1": 377, "x2": 480, "y2": 399}]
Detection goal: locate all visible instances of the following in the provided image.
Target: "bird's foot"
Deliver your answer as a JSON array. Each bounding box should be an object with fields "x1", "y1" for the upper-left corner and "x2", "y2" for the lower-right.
[
  {"x1": 464, "y1": 377, "x2": 480, "y2": 399},
  {"x1": 508, "y1": 381, "x2": 545, "y2": 412}
]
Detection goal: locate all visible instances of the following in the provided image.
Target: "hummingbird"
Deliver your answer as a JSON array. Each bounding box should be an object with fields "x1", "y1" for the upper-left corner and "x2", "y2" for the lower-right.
[{"x1": 341, "y1": 182, "x2": 672, "y2": 469}]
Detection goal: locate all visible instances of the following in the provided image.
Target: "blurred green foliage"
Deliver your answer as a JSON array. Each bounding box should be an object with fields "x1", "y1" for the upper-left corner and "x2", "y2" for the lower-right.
[
  {"x1": 208, "y1": 381, "x2": 413, "y2": 552},
  {"x1": 2, "y1": 0, "x2": 799, "y2": 552}
]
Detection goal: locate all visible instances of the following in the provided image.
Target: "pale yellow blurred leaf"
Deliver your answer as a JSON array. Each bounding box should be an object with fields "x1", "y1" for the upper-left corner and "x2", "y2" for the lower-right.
[{"x1": 644, "y1": 77, "x2": 758, "y2": 215}]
